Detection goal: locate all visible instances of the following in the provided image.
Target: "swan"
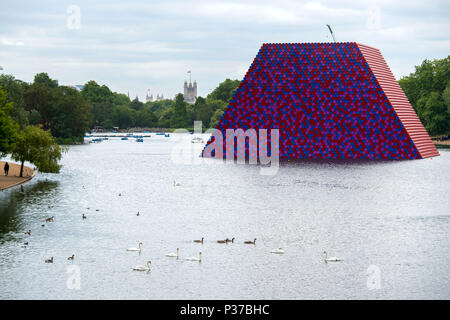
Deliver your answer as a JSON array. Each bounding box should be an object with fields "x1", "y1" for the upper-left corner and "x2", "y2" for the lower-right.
[
  {"x1": 271, "y1": 248, "x2": 285, "y2": 254},
  {"x1": 166, "y1": 248, "x2": 179, "y2": 258},
  {"x1": 133, "y1": 261, "x2": 151, "y2": 271},
  {"x1": 186, "y1": 252, "x2": 202, "y2": 262},
  {"x1": 244, "y1": 238, "x2": 256, "y2": 244},
  {"x1": 323, "y1": 251, "x2": 341, "y2": 262},
  {"x1": 67, "y1": 254, "x2": 75, "y2": 261},
  {"x1": 173, "y1": 180, "x2": 181, "y2": 186},
  {"x1": 45, "y1": 257, "x2": 53, "y2": 263},
  {"x1": 193, "y1": 237, "x2": 204, "y2": 244},
  {"x1": 127, "y1": 242, "x2": 143, "y2": 252}
]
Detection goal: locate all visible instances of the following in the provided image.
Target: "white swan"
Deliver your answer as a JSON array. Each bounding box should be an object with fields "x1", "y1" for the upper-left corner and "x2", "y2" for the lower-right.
[
  {"x1": 127, "y1": 242, "x2": 143, "y2": 252},
  {"x1": 166, "y1": 248, "x2": 179, "y2": 258},
  {"x1": 186, "y1": 252, "x2": 202, "y2": 262},
  {"x1": 271, "y1": 248, "x2": 285, "y2": 254},
  {"x1": 132, "y1": 261, "x2": 151, "y2": 271},
  {"x1": 324, "y1": 251, "x2": 341, "y2": 262}
]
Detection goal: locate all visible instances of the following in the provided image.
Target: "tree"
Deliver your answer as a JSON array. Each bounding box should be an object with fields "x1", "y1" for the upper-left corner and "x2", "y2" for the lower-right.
[
  {"x1": 193, "y1": 97, "x2": 213, "y2": 128},
  {"x1": 0, "y1": 86, "x2": 19, "y2": 155},
  {"x1": 399, "y1": 56, "x2": 450, "y2": 135},
  {"x1": 207, "y1": 79, "x2": 241, "y2": 103},
  {"x1": 170, "y1": 93, "x2": 188, "y2": 128},
  {"x1": 136, "y1": 108, "x2": 157, "y2": 128},
  {"x1": 34, "y1": 73, "x2": 58, "y2": 88},
  {"x1": 130, "y1": 97, "x2": 144, "y2": 111},
  {"x1": 11, "y1": 126, "x2": 63, "y2": 177},
  {"x1": 210, "y1": 109, "x2": 224, "y2": 128},
  {"x1": 0, "y1": 74, "x2": 29, "y2": 128}
]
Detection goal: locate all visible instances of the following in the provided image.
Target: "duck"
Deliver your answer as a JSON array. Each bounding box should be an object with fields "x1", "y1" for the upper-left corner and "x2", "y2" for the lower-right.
[
  {"x1": 186, "y1": 252, "x2": 202, "y2": 262},
  {"x1": 127, "y1": 242, "x2": 143, "y2": 252},
  {"x1": 217, "y1": 239, "x2": 228, "y2": 244},
  {"x1": 136, "y1": 212, "x2": 140, "y2": 216},
  {"x1": 323, "y1": 251, "x2": 341, "y2": 262},
  {"x1": 244, "y1": 238, "x2": 256, "y2": 245},
  {"x1": 166, "y1": 248, "x2": 179, "y2": 258},
  {"x1": 132, "y1": 261, "x2": 151, "y2": 271},
  {"x1": 193, "y1": 237, "x2": 204, "y2": 244},
  {"x1": 226, "y1": 237, "x2": 235, "y2": 243},
  {"x1": 45, "y1": 257, "x2": 53, "y2": 263},
  {"x1": 173, "y1": 180, "x2": 181, "y2": 186},
  {"x1": 41, "y1": 224, "x2": 45, "y2": 227},
  {"x1": 23, "y1": 242, "x2": 28, "y2": 246},
  {"x1": 45, "y1": 216, "x2": 54, "y2": 222},
  {"x1": 270, "y1": 248, "x2": 285, "y2": 254},
  {"x1": 25, "y1": 230, "x2": 31, "y2": 236},
  {"x1": 82, "y1": 214, "x2": 87, "y2": 219},
  {"x1": 67, "y1": 254, "x2": 75, "y2": 261}
]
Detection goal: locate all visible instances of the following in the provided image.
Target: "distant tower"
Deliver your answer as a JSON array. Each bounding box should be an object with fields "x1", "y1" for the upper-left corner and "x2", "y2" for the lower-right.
[
  {"x1": 183, "y1": 71, "x2": 197, "y2": 104},
  {"x1": 146, "y1": 90, "x2": 153, "y2": 102}
]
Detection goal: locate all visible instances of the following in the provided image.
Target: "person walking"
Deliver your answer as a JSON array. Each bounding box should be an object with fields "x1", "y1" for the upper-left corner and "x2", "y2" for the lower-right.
[{"x1": 4, "y1": 162, "x2": 9, "y2": 176}]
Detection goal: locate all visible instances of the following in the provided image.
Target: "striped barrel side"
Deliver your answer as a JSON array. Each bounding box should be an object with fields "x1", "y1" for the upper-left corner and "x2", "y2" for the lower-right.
[{"x1": 357, "y1": 43, "x2": 439, "y2": 159}]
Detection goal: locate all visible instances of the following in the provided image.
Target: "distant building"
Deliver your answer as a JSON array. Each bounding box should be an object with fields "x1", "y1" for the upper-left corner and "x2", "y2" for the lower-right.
[
  {"x1": 146, "y1": 90, "x2": 164, "y2": 102},
  {"x1": 184, "y1": 80, "x2": 197, "y2": 104}
]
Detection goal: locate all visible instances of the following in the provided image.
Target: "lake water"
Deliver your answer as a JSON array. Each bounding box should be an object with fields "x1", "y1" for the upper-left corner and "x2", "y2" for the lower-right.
[{"x1": 0, "y1": 134, "x2": 449, "y2": 299}]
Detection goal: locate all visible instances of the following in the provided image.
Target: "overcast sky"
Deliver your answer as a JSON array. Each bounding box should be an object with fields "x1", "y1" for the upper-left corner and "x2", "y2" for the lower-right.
[{"x1": 0, "y1": 0, "x2": 449, "y2": 100}]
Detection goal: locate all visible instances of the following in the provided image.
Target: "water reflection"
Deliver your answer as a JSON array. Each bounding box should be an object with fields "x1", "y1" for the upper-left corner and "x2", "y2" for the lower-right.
[{"x1": 0, "y1": 180, "x2": 59, "y2": 242}]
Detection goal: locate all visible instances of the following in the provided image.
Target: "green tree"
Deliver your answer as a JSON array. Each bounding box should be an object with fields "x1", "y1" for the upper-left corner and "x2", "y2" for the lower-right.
[
  {"x1": 209, "y1": 109, "x2": 224, "y2": 128},
  {"x1": 193, "y1": 97, "x2": 213, "y2": 128},
  {"x1": 136, "y1": 108, "x2": 158, "y2": 127},
  {"x1": 34, "y1": 73, "x2": 58, "y2": 88},
  {"x1": 170, "y1": 93, "x2": 188, "y2": 128},
  {"x1": 130, "y1": 97, "x2": 144, "y2": 111},
  {"x1": 207, "y1": 79, "x2": 241, "y2": 103},
  {"x1": 11, "y1": 126, "x2": 63, "y2": 177},
  {"x1": 0, "y1": 74, "x2": 29, "y2": 128},
  {"x1": 0, "y1": 86, "x2": 19, "y2": 155},
  {"x1": 399, "y1": 56, "x2": 450, "y2": 135}
]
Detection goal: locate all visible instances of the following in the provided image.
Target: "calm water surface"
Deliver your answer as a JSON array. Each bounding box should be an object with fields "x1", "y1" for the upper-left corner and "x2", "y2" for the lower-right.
[{"x1": 0, "y1": 134, "x2": 449, "y2": 299}]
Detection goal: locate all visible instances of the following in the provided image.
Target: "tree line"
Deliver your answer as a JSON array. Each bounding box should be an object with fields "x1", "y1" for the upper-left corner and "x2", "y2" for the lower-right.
[{"x1": 399, "y1": 55, "x2": 450, "y2": 136}]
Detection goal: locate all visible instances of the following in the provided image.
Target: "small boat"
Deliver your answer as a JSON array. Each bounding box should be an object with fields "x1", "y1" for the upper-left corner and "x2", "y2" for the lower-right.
[
  {"x1": 121, "y1": 137, "x2": 128, "y2": 140},
  {"x1": 164, "y1": 134, "x2": 170, "y2": 138},
  {"x1": 92, "y1": 138, "x2": 103, "y2": 143},
  {"x1": 136, "y1": 138, "x2": 144, "y2": 142},
  {"x1": 156, "y1": 132, "x2": 165, "y2": 136},
  {"x1": 191, "y1": 137, "x2": 204, "y2": 143}
]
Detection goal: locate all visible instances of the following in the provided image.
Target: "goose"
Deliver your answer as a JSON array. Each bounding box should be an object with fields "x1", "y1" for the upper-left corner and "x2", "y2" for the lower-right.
[
  {"x1": 166, "y1": 248, "x2": 179, "y2": 258},
  {"x1": 186, "y1": 252, "x2": 202, "y2": 262},
  {"x1": 217, "y1": 239, "x2": 228, "y2": 244},
  {"x1": 67, "y1": 254, "x2": 75, "y2": 261},
  {"x1": 244, "y1": 238, "x2": 256, "y2": 245},
  {"x1": 82, "y1": 214, "x2": 86, "y2": 219},
  {"x1": 271, "y1": 248, "x2": 285, "y2": 254},
  {"x1": 45, "y1": 257, "x2": 53, "y2": 263},
  {"x1": 133, "y1": 261, "x2": 151, "y2": 271},
  {"x1": 323, "y1": 251, "x2": 341, "y2": 262},
  {"x1": 25, "y1": 230, "x2": 31, "y2": 236},
  {"x1": 127, "y1": 242, "x2": 143, "y2": 252},
  {"x1": 226, "y1": 237, "x2": 235, "y2": 243},
  {"x1": 173, "y1": 180, "x2": 181, "y2": 186},
  {"x1": 193, "y1": 237, "x2": 204, "y2": 244}
]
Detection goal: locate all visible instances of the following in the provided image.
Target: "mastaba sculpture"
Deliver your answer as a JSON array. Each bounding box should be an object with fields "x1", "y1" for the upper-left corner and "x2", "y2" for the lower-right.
[{"x1": 202, "y1": 42, "x2": 439, "y2": 160}]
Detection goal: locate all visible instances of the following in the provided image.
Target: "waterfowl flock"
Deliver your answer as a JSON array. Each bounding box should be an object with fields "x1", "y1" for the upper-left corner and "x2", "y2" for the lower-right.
[{"x1": 20, "y1": 184, "x2": 341, "y2": 273}]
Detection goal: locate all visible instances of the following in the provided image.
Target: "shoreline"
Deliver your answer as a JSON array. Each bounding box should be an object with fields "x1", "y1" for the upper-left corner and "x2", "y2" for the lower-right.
[{"x1": 0, "y1": 161, "x2": 36, "y2": 191}]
